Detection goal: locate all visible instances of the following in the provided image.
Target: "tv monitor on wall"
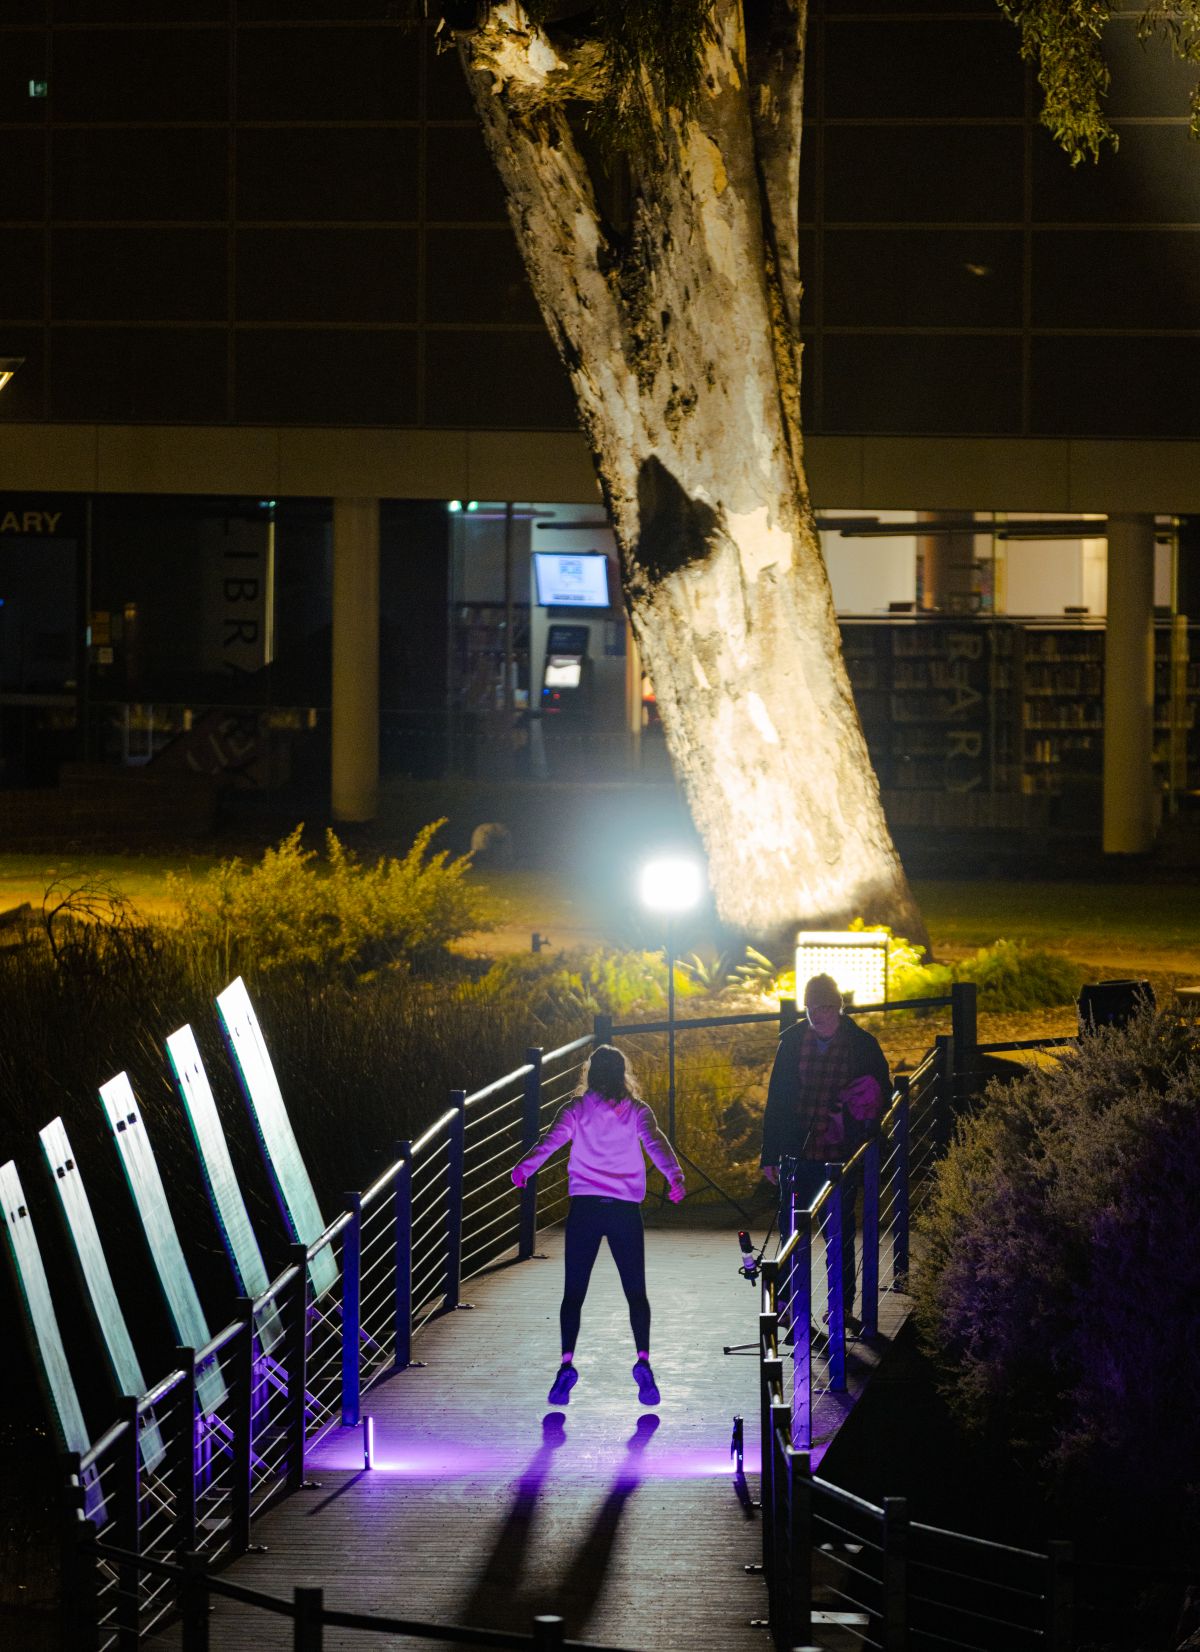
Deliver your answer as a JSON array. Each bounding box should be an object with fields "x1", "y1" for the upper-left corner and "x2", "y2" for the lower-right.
[{"x1": 533, "y1": 552, "x2": 610, "y2": 608}]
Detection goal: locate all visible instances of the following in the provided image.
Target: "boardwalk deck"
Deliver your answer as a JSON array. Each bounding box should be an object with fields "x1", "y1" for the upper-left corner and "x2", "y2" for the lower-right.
[{"x1": 154, "y1": 1220, "x2": 909, "y2": 1651}]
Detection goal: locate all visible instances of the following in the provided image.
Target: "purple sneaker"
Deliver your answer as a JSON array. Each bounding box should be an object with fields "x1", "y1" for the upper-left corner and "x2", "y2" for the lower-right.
[
  {"x1": 548, "y1": 1363, "x2": 578, "y2": 1406},
  {"x1": 632, "y1": 1359, "x2": 660, "y2": 1406}
]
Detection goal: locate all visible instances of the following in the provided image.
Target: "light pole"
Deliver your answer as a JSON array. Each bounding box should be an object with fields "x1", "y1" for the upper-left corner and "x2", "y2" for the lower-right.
[{"x1": 637, "y1": 855, "x2": 703, "y2": 1146}]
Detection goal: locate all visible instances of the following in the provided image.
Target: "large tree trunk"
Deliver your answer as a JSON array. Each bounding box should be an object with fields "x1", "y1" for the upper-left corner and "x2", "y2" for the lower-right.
[{"x1": 458, "y1": 1, "x2": 928, "y2": 949}]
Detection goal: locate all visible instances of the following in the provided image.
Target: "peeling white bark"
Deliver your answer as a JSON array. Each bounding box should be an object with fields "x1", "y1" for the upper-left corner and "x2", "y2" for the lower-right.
[{"x1": 457, "y1": 0, "x2": 927, "y2": 947}]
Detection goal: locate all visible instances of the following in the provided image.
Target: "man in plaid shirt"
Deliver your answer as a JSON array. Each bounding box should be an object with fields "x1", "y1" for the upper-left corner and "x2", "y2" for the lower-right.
[{"x1": 760, "y1": 973, "x2": 891, "y2": 1329}]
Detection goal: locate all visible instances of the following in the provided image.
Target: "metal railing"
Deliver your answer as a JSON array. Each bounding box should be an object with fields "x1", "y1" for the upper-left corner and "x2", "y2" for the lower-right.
[
  {"x1": 62, "y1": 1034, "x2": 601, "y2": 1652},
  {"x1": 60, "y1": 979, "x2": 993, "y2": 1651},
  {"x1": 754, "y1": 1012, "x2": 1082, "y2": 1651}
]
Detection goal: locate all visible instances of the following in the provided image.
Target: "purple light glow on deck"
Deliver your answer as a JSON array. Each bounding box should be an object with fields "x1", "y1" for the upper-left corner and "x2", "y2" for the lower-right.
[{"x1": 310, "y1": 1414, "x2": 737, "y2": 1481}]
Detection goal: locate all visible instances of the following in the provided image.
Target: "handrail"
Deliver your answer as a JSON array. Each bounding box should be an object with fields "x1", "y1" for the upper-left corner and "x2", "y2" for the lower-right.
[
  {"x1": 252, "y1": 1259, "x2": 301, "y2": 1309},
  {"x1": 193, "y1": 1314, "x2": 243, "y2": 1367},
  {"x1": 308, "y1": 1208, "x2": 354, "y2": 1256},
  {"x1": 812, "y1": 1474, "x2": 896, "y2": 1519},
  {"x1": 610, "y1": 1009, "x2": 784, "y2": 1034},
  {"x1": 611, "y1": 996, "x2": 955, "y2": 1037},
  {"x1": 412, "y1": 1106, "x2": 458, "y2": 1156},
  {"x1": 542, "y1": 1033, "x2": 593, "y2": 1062},
  {"x1": 138, "y1": 1363, "x2": 188, "y2": 1411},
  {"x1": 465, "y1": 1063, "x2": 534, "y2": 1108},
  {"x1": 362, "y1": 1154, "x2": 406, "y2": 1208},
  {"x1": 910, "y1": 1519, "x2": 1047, "y2": 1561},
  {"x1": 976, "y1": 1034, "x2": 1077, "y2": 1053},
  {"x1": 80, "y1": 1416, "x2": 131, "y2": 1472}
]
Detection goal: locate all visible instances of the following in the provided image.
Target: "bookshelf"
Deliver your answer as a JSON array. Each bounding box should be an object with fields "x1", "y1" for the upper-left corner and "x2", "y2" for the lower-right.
[{"x1": 839, "y1": 615, "x2": 1200, "y2": 816}]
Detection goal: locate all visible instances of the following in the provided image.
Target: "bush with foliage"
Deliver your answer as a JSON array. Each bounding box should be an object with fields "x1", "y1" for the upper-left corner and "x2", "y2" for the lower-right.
[
  {"x1": 167, "y1": 822, "x2": 494, "y2": 984},
  {"x1": 466, "y1": 945, "x2": 703, "y2": 1031},
  {"x1": 915, "y1": 1009, "x2": 1200, "y2": 1512}
]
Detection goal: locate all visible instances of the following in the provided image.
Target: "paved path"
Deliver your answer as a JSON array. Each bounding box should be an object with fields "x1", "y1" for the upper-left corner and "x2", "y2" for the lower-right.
[{"x1": 159, "y1": 1224, "x2": 909, "y2": 1651}]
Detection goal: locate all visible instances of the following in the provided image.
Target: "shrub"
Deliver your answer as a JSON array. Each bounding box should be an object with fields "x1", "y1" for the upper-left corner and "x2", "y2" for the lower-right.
[
  {"x1": 915, "y1": 1009, "x2": 1200, "y2": 1512},
  {"x1": 166, "y1": 822, "x2": 493, "y2": 984},
  {"x1": 467, "y1": 945, "x2": 702, "y2": 1031}
]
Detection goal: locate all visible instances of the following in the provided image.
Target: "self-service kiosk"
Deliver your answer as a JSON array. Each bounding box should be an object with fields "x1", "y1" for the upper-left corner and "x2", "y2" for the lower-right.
[{"x1": 540, "y1": 623, "x2": 591, "y2": 714}]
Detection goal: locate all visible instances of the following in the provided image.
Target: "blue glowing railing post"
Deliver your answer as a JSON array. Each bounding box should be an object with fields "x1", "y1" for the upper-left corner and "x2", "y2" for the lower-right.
[
  {"x1": 114, "y1": 1394, "x2": 140, "y2": 1650},
  {"x1": 882, "y1": 1494, "x2": 910, "y2": 1648},
  {"x1": 823, "y1": 1164, "x2": 847, "y2": 1394},
  {"x1": 284, "y1": 1245, "x2": 309, "y2": 1494},
  {"x1": 592, "y1": 1010, "x2": 613, "y2": 1049},
  {"x1": 892, "y1": 1077, "x2": 911, "y2": 1288},
  {"x1": 759, "y1": 1340, "x2": 782, "y2": 1579},
  {"x1": 340, "y1": 1192, "x2": 362, "y2": 1428},
  {"x1": 444, "y1": 1092, "x2": 466, "y2": 1313},
  {"x1": 769, "y1": 1398, "x2": 791, "y2": 1643},
  {"x1": 229, "y1": 1302, "x2": 254, "y2": 1553},
  {"x1": 393, "y1": 1142, "x2": 412, "y2": 1371},
  {"x1": 172, "y1": 1348, "x2": 198, "y2": 1559},
  {"x1": 788, "y1": 1206, "x2": 813, "y2": 1453},
  {"x1": 519, "y1": 1048, "x2": 543, "y2": 1260},
  {"x1": 861, "y1": 1136, "x2": 881, "y2": 1339}
]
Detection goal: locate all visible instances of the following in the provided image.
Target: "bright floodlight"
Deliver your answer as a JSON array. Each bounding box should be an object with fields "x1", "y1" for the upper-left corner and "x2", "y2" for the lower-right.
[{"x1": 639, "y1": 856, "x2": 704, "y2": 914}]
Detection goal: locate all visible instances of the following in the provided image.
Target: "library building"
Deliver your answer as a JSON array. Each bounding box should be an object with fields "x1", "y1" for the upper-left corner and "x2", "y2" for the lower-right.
[{"x1": 2, "y1": 4, "x2": 1200, "y2": 856}]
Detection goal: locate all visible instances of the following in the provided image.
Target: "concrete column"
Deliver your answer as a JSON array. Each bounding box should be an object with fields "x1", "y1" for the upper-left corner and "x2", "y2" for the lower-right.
[
  {"x1": 918, "y1": 512, "x2": 981, "y2": 613},
  {"x1": 331, "y1": 498, "x2": 380, "y2": 822},
  {"x1": 1103, "y1": 514, "x2": 1156, "y2": 855}
]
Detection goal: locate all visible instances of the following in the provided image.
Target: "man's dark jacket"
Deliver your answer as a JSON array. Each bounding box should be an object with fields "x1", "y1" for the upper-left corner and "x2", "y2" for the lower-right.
[{"x1": 760, "y1": 1014, "x2": 892, "y2": 1168}]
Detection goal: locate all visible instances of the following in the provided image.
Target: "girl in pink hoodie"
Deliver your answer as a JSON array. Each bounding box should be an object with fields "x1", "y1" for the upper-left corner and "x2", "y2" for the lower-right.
[{"x1": 511, "y1": 1044, "x2": 686, "y2": 1407}]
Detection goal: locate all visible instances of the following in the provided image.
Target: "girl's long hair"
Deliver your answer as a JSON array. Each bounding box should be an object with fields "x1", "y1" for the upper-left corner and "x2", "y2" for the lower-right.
[{"x1": 574, "y1": 1043, "x2": 641, "y2": 1103}]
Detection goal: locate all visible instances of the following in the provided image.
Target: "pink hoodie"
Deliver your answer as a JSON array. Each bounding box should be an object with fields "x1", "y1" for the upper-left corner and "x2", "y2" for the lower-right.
[{"x1": 515, "y1": 1091, "x2": 684, "y2": 1203}]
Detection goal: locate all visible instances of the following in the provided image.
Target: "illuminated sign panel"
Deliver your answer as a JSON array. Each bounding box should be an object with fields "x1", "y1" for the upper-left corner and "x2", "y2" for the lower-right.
[
  {"x1": 166, "y1": 1024, "x2": 282, "y2": 1352},
  {"x1": 39, "y1": 1117, "x2": 165, "y2": 1470},
  {"x1": 100, "y1": 1073, "x2": 226, "y2": 1414},
  {"x1": 216, "y1": 977, "x2": 338, "y2": 1299},
  {"x1": 795, "y1": 930, "x2": 889, "y2": 1008}
]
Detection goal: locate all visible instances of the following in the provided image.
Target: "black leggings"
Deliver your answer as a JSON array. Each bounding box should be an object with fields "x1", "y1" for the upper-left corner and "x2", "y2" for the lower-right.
[{"x1": 560, "y1": 1196, "x2": 650, "y2": 1355}]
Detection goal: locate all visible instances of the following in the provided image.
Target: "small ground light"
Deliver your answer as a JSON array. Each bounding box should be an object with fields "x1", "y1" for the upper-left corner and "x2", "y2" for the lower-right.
[{"x1": 362, "y1": 1415, "x2": 374, "y2": 1470}]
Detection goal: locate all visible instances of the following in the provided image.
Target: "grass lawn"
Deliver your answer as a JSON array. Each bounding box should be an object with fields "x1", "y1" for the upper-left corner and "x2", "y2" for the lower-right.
[
  {"x1": 3, "y1": 849, "x2": 1198, "y2": 978},
  {"x1": 0, "y1": 851, "x2": 220, "y2": 922},
  {"x1": 912, "y1": 878, "x2": 1200, "y2": 975}
]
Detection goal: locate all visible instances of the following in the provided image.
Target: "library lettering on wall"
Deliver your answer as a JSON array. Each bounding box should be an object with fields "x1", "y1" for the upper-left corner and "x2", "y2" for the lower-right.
[{"x1": 841, "y1": 618, "x2": 1197, "y2": 827}]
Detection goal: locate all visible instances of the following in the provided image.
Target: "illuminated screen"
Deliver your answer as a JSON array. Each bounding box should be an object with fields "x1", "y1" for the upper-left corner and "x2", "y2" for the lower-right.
[
  {"x1": 534, "y1": 552, "x2": 609, "y2": 607},
  {"x1": 544, "y1": 656, "x2": 582, "y2": 688}
]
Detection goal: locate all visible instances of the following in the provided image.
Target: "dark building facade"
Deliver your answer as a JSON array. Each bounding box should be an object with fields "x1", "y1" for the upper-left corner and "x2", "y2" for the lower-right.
[
  {"x1": 1, "y1": 2, "x2": 1198, "y2": 437},
  {"x1": 1, "y1": 1, "x2": 1199, "y2": 848}
]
